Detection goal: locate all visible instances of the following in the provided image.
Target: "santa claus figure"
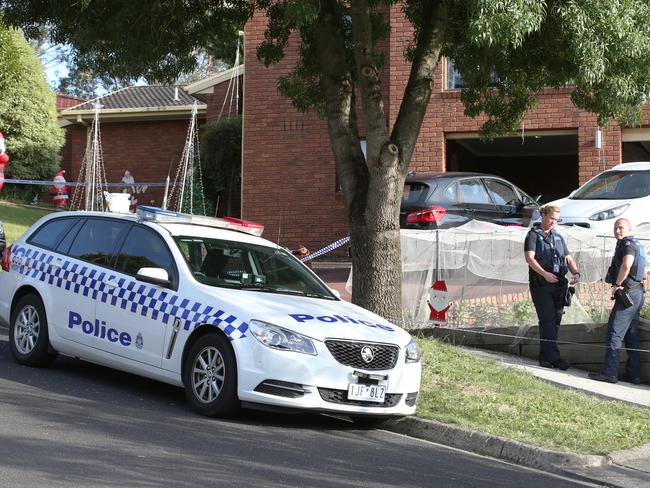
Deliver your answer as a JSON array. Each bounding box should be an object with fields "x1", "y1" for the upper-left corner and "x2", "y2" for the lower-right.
[
  {"x1": 0, "y1": 132, "x2": 9, "y2": 192},
  {"x1": 50, "y1": 170, "x2": 71, "y2": 208},
  {"x1": 427, "y1": 280, "x2": 452, "y2": 326}
]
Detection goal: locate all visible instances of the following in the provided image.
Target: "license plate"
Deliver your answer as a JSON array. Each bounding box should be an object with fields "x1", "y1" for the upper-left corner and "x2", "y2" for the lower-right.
[{"x1": 347, "y1": 383, "x2": 386, "y2": 403}]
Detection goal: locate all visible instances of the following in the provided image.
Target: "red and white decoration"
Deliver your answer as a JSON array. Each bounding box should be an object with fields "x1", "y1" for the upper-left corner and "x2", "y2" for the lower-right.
[
  {"x1": 0, "y1": 132, "x2": 9, "y2": 192},
  {"x1": 50, "y1": 170, "x2": 71, "y2": 208},
  {"x1": 427, "y1": 280, "x2": 451, "y2": 326}
]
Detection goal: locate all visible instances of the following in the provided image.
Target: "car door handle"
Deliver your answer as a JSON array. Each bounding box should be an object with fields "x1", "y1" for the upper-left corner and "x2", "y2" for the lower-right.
[
  {"x1": 51, "y1": 259, "x2": 63, "y2": 269},
  {"x1": 102, "y1": 279, "x2": 119, "y2": 289}
]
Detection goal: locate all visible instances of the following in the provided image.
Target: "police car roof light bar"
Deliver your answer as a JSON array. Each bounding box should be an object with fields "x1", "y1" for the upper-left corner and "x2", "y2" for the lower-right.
[{"x1": 136, "y1": 206, "x2": 264, "y2": 237}]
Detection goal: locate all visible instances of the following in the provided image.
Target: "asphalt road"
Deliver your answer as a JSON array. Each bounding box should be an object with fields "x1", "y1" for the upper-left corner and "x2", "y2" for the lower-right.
[{"x1": 0, "y1": 322, "x2": 597, "y2": 488}]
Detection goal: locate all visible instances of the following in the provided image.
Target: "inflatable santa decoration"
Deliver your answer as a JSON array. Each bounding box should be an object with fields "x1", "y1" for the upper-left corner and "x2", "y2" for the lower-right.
[
  {"x1": 0, "y1": 132, "x2": 9, "y2": 192},
  {"x1": 50, "y1": 170, "x2": 71, "y2": 208},
  {"x1": 428, "y1": 280, "x2": 452, "y2": 326}
]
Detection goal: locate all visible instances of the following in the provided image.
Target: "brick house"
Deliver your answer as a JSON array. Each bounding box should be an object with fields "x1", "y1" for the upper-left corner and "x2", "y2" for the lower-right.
[
  {"x1": 58, "y1": 85, "x2": 208, "y2": 207},
  {"x1": 58, "y1": 67, "x2": 243, "y2": 212},
  {"x1": 241, "y1": 7, "x2": 650, "y2": 254}
]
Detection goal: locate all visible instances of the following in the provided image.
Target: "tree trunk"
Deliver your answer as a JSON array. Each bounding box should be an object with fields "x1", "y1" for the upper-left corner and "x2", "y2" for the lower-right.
[
  {"x1": 349, "y1": 146, "x2": 405, "y2": 325},
  {"x1": 315, "y1": 0, "x2": 447, "y2": 326}
]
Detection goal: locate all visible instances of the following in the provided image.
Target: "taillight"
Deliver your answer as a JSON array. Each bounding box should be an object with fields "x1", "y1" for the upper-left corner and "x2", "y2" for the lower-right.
[
  {"x1": 406, "y1": 206, "x2": 446, "y2": 224},
  {"x1": 1, "y1": 245, "x2": 11, "y2": 272}
]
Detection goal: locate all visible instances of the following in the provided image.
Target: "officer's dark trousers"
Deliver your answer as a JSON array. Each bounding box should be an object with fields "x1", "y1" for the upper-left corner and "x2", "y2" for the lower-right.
[
  {"x1": 600, "y1": 287, "x2": 644, "y2": 378},
  {"x1": 530, "y1": 283, "x2": 564, "y2": 364}
]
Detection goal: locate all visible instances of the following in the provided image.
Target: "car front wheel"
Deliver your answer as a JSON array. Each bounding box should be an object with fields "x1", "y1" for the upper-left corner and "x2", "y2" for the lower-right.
[
  {"x1": 182, "y1": 332, "x2": 240, "y2": 417},
  {"x1": 9, "y1": 294, "x2": 57, "y2": 366}
]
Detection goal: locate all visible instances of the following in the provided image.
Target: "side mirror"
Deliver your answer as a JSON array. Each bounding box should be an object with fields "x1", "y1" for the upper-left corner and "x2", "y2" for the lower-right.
[{"x1": 136, "y1": 267, "x2": 170, "y2": 287}]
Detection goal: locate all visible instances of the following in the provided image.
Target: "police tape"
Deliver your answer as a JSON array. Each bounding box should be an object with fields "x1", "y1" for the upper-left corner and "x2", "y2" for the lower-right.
[
  {"x1": 0, "y1": 178, "x2": 173, "y2": 187},
  {"x1": 301, "y1": 236, "x2": 350, "y2": 262}
]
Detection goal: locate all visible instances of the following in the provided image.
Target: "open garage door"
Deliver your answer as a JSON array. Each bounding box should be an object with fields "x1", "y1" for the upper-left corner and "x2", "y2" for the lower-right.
[
  {"x1": 446, "y1": 132, "x2": 578, "y2": 203},
  {"x1": 623, "y1": 128, "x2": 650, "y2": 162}
]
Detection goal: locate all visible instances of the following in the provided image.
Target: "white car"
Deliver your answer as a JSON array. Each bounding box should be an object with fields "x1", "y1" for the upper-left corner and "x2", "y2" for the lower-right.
[
  {"x1": 0, "y1": 206, "x2": 421, "y2": 421},
  {"x1": 547, "y1": 161, "x2": 650, "y2": 233}
]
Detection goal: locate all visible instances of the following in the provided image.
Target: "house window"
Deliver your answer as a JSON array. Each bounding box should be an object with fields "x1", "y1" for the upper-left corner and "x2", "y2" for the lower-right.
[{"x1": 445, "y1": 59, "x2": 465, "y2": 90}]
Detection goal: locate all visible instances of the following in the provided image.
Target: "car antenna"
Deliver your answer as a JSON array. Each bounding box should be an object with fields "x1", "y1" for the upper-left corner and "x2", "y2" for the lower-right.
[{"x1": 277, "y1": 215, "x2": 282, "y2": 245}]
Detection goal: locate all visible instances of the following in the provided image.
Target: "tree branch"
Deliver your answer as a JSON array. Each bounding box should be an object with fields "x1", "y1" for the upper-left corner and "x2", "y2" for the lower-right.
[
  {"x1": 392, "y1": 0, "x2": 448, "y2": 172},
  {"x1": 314, "y1": 0, "x2": 369, "y2": 210},
  {"x1": 350, "y1": 0, "x2": 388, "y2": 166}
]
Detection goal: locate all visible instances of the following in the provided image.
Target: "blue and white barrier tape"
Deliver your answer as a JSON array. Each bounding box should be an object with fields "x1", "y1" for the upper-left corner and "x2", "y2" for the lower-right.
[
  {"x1": 0, "y1": 178, "x2": 173, "y2": 187},
  {"x1": 301, "y1": 236, "x2": 350, "y2": 262}
]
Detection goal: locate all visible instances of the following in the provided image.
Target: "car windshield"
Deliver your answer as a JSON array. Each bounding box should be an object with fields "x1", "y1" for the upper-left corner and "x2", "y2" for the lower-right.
[
  {"x1": 173, "y1": 236, "x2": 336, "y2": 299},
  {"x1": 572, "y1": 170, "x2": 650, "y2": 200}
]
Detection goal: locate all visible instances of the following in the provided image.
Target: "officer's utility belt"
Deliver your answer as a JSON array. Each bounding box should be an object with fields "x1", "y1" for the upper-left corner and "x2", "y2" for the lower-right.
[{"x1": 624, "y1": 280, "x2": 644, "y2": 291}]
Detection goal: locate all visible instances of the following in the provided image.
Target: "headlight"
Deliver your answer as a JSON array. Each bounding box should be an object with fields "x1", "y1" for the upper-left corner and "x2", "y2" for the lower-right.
[
  {"x1": 249, "y1": 320, "x2": 317, "y2": 355},
  {"x1": 405, "y1": 339, "x2": 421, "y2": 363},
  {"x1": 589, "y1": 204, "x2": 629, "y2": 221}
]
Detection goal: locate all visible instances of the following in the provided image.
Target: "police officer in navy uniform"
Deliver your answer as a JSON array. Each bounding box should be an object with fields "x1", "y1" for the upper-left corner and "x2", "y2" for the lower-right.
[
  {"x1": 524, "y1": 205, "x2": 580, "y2": 370},
  {"x1": 589, "y1": 218, "x2": 646, "y2": 384}
]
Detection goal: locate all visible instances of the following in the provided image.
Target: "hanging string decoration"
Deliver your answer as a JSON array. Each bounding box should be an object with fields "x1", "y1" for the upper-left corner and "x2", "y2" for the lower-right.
[
  {"x1": 167, "y1": 101, "x2": 206, "y2": 215},
  {"x1": 71, "y1": 102, "x2": 108, "y2": 211}
]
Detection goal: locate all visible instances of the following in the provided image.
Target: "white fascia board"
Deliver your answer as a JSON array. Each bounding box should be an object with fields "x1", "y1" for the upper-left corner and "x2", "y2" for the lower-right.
[
  {"x1": 184, "y1": 65, "x2": 245, "y2": 95},
  {"x1": 60, "y1": 104, "x2": 207, "y2": 121}
]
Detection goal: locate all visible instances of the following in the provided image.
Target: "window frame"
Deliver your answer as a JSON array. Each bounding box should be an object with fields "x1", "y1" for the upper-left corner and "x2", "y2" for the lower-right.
[
  {"x1": 114, "y1": 223, "x2": 179, "y2": 290},
  {"x1": 65, "y1": 217, "x2": 131, "y2": 269}
]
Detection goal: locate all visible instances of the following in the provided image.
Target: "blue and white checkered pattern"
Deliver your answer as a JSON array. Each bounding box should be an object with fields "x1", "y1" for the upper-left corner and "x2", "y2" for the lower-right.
[{"x1": 11, "y1": 245, "x2": 249, "y2": 340}]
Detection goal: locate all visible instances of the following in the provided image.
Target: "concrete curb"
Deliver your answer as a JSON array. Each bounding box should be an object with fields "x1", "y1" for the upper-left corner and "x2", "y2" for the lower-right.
[
  {"x1": 385, "y1": 416, "x2": 606, "y2": 471},
  {"x1": 608, "y1": 442, "x2": 650, "y2": 465}
]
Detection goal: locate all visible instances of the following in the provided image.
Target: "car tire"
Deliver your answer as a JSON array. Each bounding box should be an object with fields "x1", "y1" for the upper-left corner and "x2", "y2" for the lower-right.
[
  {"x1": 182, "y1": 332, "x2": 240, "y2": 417},
  {"x1": 9, "y1": 294, "x2": 57, "y2": 367}
]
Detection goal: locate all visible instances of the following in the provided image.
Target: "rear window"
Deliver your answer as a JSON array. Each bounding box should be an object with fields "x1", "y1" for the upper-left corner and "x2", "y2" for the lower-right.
[
  {"x1": 402, "y1": 181, "x2": 434, "y2": 205},
  {"x1": 28, "y1": 218, "x2": 78, "y2": 250}
]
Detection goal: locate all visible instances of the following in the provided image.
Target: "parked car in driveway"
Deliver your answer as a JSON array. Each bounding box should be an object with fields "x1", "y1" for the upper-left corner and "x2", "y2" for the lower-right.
[
  {"x1": 400, "y1": 172, "x2": 539, "y2": 229},
  {"x1": 546, "y1": 161, "x2": 650, "y2": 233}
]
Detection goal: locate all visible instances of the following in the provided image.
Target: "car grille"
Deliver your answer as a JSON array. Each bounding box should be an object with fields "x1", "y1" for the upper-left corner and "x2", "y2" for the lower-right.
[
  {"x1": 318, "y1": 388, "x2": 402, "y2": 407},
  {"x1": 324, "y1": 340, "x2": 399, "y2": 370}
]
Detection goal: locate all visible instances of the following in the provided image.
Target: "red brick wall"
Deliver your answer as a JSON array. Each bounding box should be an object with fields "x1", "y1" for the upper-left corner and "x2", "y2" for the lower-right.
[
  {"x1": 243, "y1": 12, "x2": 348, "y2": 253},
  {"x1": 59, "y1": 118, "x2": 205, "y2": 207}
]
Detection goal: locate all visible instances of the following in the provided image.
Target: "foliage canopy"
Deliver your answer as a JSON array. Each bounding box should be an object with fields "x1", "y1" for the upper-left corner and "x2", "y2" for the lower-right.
[{"x1": 0, "y1": 21, "x2": 63, "y2": 184}]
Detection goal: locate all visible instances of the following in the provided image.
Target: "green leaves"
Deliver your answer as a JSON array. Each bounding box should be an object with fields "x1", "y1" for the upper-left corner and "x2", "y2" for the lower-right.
[
  {"x1": 0, "y1": 24, "x2": 63, "y2": 181},
  {"x1": 446, "y1": 0, "x2": 650, "y2": 136}
]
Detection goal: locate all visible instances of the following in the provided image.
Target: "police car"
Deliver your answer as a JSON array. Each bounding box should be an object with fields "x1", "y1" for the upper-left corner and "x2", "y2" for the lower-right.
[{"x1": 0, "y1": 206, "x2": 421, "y2": 420}]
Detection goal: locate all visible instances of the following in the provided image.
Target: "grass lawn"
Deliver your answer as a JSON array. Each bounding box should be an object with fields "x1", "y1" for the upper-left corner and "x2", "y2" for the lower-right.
[
  {"x1": 0, "y1": 201, "x2": 53, "y2": 243},
  {"x1": 416, "y1": 336, "x2": 650, "y2": 455},
  {"x1": 1, "y1": 201, "x2": 648, "y2": 455}
]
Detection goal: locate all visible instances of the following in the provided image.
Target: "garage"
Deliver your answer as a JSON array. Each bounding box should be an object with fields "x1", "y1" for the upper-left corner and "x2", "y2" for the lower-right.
[
  {"x1": 445, "y1": 132, "x2": 579, "y2": 203},
  {"x1": 622, "y1": 128, "x2": 650, "y2": 162}
]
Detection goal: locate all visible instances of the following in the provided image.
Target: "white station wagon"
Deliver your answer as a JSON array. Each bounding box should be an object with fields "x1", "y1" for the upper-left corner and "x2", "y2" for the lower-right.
[{"x1": 0, "y1": 207, "x2": 421, "y2": 421}]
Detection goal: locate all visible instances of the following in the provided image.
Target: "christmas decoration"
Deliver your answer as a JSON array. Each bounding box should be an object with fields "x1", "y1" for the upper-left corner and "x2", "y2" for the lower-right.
[
  {"x1": 0, "y1": 132, "x2": 10, "y2": 192},
  {"x1": 50, "y1": 170, "x2": 71, "y2": 208},
  {"x1": 427, "y1": 280, "x2": 451, "y2": 326}
]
